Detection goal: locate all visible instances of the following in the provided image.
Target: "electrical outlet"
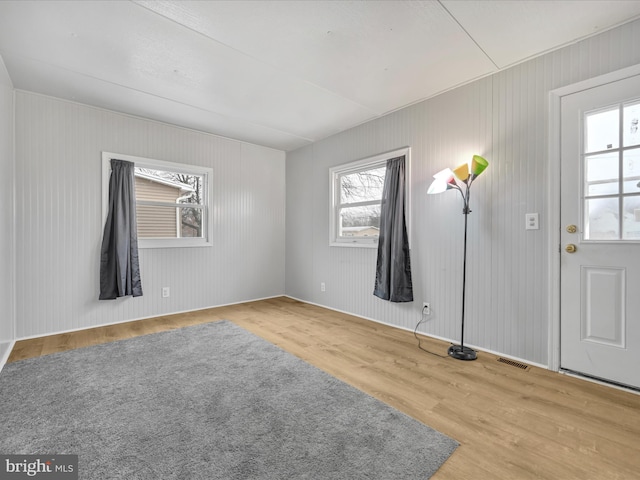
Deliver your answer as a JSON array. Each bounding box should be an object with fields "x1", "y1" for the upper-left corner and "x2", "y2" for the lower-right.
[
  {"x1": 525, "y1": 213, "x2": 539, "y2": 230},
  {"x1": 320, "y1": 282, "x2": 326, "y2": 292},
  {"x1": 162, "y1": 287, "x2": 170, "y2": 298},
  {"x1": 422, "y1": 302, "x2": 430, "y2": 315}
]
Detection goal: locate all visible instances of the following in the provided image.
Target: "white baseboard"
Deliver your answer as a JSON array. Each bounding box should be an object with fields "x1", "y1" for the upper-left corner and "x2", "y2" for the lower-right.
[
  {"x1": 0, "y1": 340, "x2": 15, "y2": 373},
  {"x1": 14, "y1": 295, "x2": 283, "y2": 342},
  {"x1": 5, "y1": 294, "x2": 547, "y2": 373},
  {"x1": 284, "y1": 295, "x2": 548, "y2": 370}
]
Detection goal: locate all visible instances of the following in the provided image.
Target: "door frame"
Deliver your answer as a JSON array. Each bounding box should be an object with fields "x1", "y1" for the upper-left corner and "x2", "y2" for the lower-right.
[{"x1": 547, "y1": 63, "x2": 640, "y2": 372}]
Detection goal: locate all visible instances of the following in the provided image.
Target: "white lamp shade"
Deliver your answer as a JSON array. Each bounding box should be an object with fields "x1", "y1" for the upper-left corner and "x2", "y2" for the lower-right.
[
  {"x1": 427, "y1": 179, "x2": 449, "y2": 194},
  {"x1": 433, "y1": 168, "x2": 454, "y2": 181}
]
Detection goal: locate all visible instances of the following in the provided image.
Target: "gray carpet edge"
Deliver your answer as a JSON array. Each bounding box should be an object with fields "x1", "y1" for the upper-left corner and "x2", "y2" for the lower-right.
[{"x1": 0, "y1": 320, "x2": 458, "y2": 479}]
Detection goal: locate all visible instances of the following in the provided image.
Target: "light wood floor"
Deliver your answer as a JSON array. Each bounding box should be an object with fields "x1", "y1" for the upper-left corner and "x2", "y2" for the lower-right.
[{"x1": 8, "y1": 297, "x2": 640, "y2": 479}]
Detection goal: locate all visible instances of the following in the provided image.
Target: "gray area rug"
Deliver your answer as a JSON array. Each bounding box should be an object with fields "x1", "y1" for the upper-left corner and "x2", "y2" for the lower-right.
[{"x1": 0, "y1": 321, "x2": 458, "y2": 479}]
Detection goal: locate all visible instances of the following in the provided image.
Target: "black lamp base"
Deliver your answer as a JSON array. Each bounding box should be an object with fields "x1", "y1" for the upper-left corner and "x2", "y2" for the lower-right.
[{"x1": 448, "y1": 345, "x2": 477, "y2": 361}]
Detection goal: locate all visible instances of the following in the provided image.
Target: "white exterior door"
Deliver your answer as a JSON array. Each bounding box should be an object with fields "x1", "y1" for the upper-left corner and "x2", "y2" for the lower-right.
[{"x1": 560, "y1": 74, "x2": 640, "y2": 390}]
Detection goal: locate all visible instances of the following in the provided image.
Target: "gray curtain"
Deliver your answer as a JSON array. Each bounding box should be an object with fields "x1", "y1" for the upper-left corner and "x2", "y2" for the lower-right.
[
  {"x1": 99, "y1": 159, "x2": 143, "y2": 300},
  {"x1": 373, "y1": 155, "x2": 413, "y2": 302}
]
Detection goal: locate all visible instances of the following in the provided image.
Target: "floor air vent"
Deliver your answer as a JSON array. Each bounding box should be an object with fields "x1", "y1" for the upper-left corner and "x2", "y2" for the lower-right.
[{"x1": 497, "y1": 357, "x2": 530, "y2": 371}]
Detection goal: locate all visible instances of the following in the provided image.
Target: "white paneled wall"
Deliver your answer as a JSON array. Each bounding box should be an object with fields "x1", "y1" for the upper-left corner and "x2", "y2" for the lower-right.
[
  {"x1": 0, "y1": 55, "x2": 14, "y2": 351},
  {"x1": 286, "y1": 19, "x2": 640, "y2": 366},
  {"x1": 14, "y1": 92, "x2": 285, "y2": 338}
]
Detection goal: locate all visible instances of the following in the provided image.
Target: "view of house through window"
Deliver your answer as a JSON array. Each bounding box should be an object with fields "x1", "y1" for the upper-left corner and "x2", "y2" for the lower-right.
[
  {"x1": 102, "y1": 152, "x2": 213, "y2": 248},
  {"x1": 134, "y1": 167, "x2": 205, "y2": 239}
]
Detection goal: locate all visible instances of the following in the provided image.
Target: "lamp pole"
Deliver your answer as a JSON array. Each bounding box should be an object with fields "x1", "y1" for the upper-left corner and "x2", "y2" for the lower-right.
[
  {"x1": 427, "y1": 155, "x2": 487, "y2": 361},
  {"x1": 447, "y1": 182, "x2": 477, "y2": 360}
]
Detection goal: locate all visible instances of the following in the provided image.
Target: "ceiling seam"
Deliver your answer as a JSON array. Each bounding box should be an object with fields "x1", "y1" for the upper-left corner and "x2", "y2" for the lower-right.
[
  {"x1": 437, "y1": 0, "x2": 500, "y2": 70},
  {"x1": 131, "y1": 0, "x2": 381, "y2": 116},
  {"x1": 2, "y1": 50, "x2": 314, "y2": 145}
]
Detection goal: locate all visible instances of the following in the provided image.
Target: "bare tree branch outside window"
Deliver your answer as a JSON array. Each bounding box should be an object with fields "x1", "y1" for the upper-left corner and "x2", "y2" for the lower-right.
[{"x1": 339, "y1": 166, "x2": 386, "y2": 232}]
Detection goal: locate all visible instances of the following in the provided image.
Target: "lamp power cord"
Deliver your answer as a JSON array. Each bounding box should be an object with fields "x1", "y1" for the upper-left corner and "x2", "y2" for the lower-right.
[{"x1": 414, "y1": 306, "x2": 448, "y2": 358}]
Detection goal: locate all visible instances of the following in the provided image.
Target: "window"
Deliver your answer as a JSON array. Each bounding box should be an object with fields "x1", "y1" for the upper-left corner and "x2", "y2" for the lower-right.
[
  {"x1": 329, "y1": 147, "x2": 410, "y2": 247},
  {"x1": 583, "y1": 101, "x2": 640, "y2": 240},
  {"x1": 102, "y1": 152, "x2": 213, "y2": 248}
]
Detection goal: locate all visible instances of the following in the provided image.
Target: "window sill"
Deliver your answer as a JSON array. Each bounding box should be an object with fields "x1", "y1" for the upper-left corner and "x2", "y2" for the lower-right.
[
  {"x1": 139, "y1": 238, "x2": 212, "y2": 249},
  {"x1": 330, "y1": 240, "x2": 378, "y2": 248}
]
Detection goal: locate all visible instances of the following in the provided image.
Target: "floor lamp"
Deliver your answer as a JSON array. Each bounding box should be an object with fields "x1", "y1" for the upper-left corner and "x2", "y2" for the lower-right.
[{"x1": 427, "y1": 155, "x2": 488, "y2": 361}]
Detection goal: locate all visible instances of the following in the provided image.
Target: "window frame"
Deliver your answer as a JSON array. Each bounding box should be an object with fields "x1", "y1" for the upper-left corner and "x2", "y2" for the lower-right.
[
  {"x1": 581, "y1": 101, "x2": 640, "y2": 242},
  {"x1": 329, "y1": 147, "x2": 411, "y2": 248},
  {"x1": 102, "y1": 152, "x2": 213, "y2": 249}
]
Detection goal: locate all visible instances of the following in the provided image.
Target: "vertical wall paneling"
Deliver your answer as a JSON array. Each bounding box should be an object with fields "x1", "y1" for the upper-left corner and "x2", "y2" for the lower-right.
[
  {"x1": 0, "y1": 55, "x2": 14, "y2": 361},
  {"x1": 285, "y1": 19, "x2": 640, "y2": 366},
  {"x1": 14, "y1": 93, "x2": 285, "y2": 338},
  {"x1": 284, "y1": 146, "x2": 315, "y2": 300}
]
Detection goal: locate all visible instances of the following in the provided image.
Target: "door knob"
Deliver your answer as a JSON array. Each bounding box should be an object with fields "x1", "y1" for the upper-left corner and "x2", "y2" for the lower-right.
[
  {"x1": 565, "y1": 244, "x2": 577, "y2": 253},
  {"x1": 566, "y1": 224, "x2": 577, "y2": 234}
]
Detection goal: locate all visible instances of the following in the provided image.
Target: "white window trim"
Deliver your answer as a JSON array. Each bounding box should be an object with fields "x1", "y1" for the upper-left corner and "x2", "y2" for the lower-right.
[
  {"x1": 329, "y1": 147, "x2": 411, "y2": 248},
  {"x1": 581, "y1": 101, "x2": 640, "y2": 243},
  {"x1": 102, "y1": 152, "x2": 213, "y2": 248}
]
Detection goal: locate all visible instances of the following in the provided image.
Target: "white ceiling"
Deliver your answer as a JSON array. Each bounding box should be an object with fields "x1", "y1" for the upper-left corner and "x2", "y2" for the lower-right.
[{"x1": 1, "y1": 1, "x2": 639, "y2": 151}]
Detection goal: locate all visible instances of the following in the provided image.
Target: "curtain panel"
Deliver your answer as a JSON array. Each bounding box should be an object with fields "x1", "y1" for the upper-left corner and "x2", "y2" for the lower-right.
[
  {"x1": 373, "y1": 155, "x2": 413, "y2": 302},
  {"x1": 99, "y1": 159, "x2": 143, "y2": 300}
]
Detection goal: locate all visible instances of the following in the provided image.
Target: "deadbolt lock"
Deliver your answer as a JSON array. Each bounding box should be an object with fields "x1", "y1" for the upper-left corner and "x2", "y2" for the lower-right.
[
  {"x1": 566, "y1": 224, "x2": 577, "y2": 234},
  {"x1": 565, "y1": 244, "x2": 577, "y2": 253}
]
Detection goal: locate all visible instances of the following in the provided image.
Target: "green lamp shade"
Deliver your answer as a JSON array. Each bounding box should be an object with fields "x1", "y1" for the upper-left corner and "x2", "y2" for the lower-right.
[{"x1": 471, "y1": 155, "x2": 488, "y2": 176}]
